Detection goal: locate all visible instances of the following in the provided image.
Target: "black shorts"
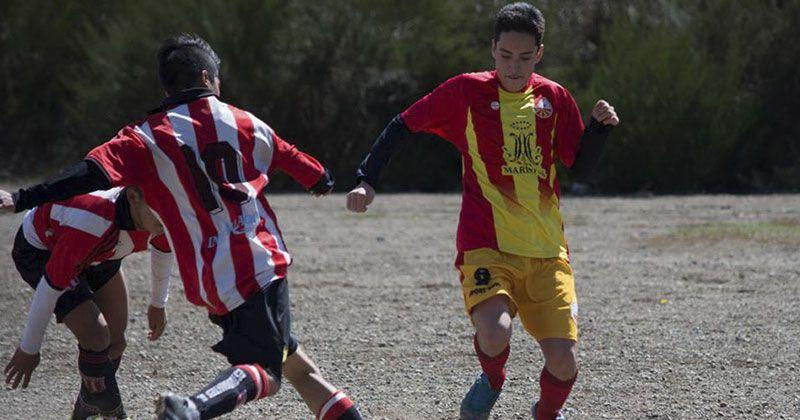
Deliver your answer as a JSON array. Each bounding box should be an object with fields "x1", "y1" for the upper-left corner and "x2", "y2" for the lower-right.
[
  {"x1": 208, "y1": 278, "x2": 298, "y2": 381},
  {"x1": 11, "y1": 228, "x2": 121, "y2": 323}
]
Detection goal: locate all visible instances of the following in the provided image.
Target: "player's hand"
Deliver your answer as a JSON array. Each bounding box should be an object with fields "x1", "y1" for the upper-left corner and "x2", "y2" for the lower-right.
[
  {"x1": 346, "y1": 181, "x2": 375, "y2": 213},
  {"x1": 147, "y1": 305, "x2": 167, "y2": 341},
  {"x1": 4, "y1": 347, "x2": 40, "y2": 389},
  {"x1": 0, "y1": 189, "x2": 15, "y2": 213},
  {"x1": 591, "y1": 100, "x2": 619, "y2": 126}
]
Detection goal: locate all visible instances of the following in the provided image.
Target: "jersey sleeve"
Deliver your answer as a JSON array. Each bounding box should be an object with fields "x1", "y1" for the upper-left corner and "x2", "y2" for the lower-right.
[
  {"x1": 44, "y1": 227, "x2": 108, "y2": 290},
  {"x1": 268, "y1": 133, "x2": 326, "y2": 190},
  {"x1": 400, "y1": 74, "x2": 464, "y2": 139},
  {"x1": 553, "y1": 87, "x2": 586, "y2": 168},
  {"x1": 86, "y1": 126, "x2": 152, "y2": 187}
]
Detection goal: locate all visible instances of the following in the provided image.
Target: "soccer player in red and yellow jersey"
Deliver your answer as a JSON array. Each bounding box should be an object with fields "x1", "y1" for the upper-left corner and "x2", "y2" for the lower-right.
[{"x1": 346, "y1": 3, "x2": 619, "y2": 419}]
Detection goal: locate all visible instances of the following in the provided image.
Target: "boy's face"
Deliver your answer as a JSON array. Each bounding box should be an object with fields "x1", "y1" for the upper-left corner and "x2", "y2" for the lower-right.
[{"x1": 492, "y1": 31, "x2": 544, "y2": 93}]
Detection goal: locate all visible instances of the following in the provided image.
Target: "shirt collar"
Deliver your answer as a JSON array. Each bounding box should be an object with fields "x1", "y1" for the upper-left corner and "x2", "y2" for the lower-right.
[{"x1": 147, "y1": 87, "x2": 216, "y2": 115}]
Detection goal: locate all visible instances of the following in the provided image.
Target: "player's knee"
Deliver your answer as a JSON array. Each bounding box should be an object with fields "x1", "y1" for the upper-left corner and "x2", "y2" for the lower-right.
[
  {"x1": 474, "y1": 315, "x2": 512, "y2": 353},
  {"x1": 77, "y1": 325, "x2": 111, "y2": 352},
  {"x1": 108, "y1": 335, "x2": 127, "y2": 360},
  {"x1": 545, "y1": 348, "x2": 578, "y2": 379}
]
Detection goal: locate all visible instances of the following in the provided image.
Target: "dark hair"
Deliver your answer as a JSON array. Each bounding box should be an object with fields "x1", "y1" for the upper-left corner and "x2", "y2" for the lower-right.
[
  {"x1": 493, "y1": 2, "x2": 545, "y2": 45},
  {"x1": 157, "y1": 34, "x2": 221, "y2": 94}
]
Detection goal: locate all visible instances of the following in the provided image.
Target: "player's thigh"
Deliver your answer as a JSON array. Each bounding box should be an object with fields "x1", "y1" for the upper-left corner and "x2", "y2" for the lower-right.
[
  {"x1": 471, "y1": 294, "x2": 514, "y2": 337},
  {"x1": 517, "y1": 258, "x2": 578, "y2": 342},
  {"x1": 63, "y1": 300, "x2": 110, "y2": 351},
  {"x1": 210, "y1": 278, "x2": 294, "y2": 382},
  {"x1": 92, "y1": 270, "x2": 129, "y2": 345}
]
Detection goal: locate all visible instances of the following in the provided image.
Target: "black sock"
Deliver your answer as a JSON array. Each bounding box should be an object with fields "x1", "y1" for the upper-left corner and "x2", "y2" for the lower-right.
[
  {"x1": 110, "y1": 356, "x2": 122, "y2": 374},
  {"x1": 77, "y1": 346, "x2": 123, "y2": 414},
  {"x1": 190, "y1": 364, "x2": 271, "y2": 419}
]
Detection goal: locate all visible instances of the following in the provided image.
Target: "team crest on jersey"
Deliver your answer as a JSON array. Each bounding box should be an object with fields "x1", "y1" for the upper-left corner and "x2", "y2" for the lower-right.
[
  {"x1": 534, "y1": 96, "x2": 553, "y2": 119},
  {"x1": 490, "y1": 101, "x2": 500, "y2": 111},
  {"x1": 502, "y1": 120, "x2": 547, "y2": 179}
]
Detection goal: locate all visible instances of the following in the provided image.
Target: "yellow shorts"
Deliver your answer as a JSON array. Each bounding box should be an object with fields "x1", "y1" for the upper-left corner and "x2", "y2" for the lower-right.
[{"x1": 457, "y1": 248, "x2": 578, "y2": 341}]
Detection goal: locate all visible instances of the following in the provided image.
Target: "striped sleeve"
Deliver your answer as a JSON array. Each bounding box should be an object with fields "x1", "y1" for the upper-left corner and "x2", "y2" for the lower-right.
[
  {"x1": 86, "y1": 126, "x2": 154, "y2": 187},
  {"x1": 268, "y1": 132, "x2": 325, "y2": 190}
]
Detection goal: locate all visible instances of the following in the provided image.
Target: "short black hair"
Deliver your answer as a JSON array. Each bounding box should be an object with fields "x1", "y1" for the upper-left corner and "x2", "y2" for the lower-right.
[
  {"x1": 157, "y1": 34, "x2": 221, "y2": 94},
  {"x1": 493, "y1": 2, "x2": 545, "y2": 45}
]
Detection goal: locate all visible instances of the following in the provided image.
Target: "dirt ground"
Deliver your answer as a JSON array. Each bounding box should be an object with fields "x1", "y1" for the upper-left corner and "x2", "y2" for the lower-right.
[{"x1": 1, "y1": 192, "x2": 798, "y2": 419}]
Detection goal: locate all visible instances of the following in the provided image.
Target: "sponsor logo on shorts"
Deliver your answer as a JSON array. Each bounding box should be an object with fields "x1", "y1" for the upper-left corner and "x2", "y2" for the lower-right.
[
  {"x1": 490, "y1": 101, "x2": 500, "y2": 111},
  {"x1": 469, "y1": 281, "x2": 501, "y2": 297},
  {"x1": 474, "y1": 268, "x2": 491, "y2": 285}
]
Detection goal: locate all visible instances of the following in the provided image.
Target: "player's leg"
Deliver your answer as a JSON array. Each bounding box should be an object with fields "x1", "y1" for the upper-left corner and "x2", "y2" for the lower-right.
[
  {"x1": 284, "y1": 346, "x2": 362, "y2": 419},
  {"x1": 472, "y1": 295, "x2": 514, "y2": 385},
  {"x1": 68, "y1": 262, "x2": 128, "y2": 419},
  {"x1": 92, "y1": 271, "x2": 128, "y2": 369},
  {"x1": 457, "y1": 249, "x2": 519, "y2": 420},
  {"x1": 62, "y1": 297, "x2": 123, "y2": 418},
  {"x1": 518, "y1": 258, "x2": 579, "y2": 420},
  {"x1": 534, "y1": 339, "x2": 577, "y2": 420},
  {"x1": 157, "y1": 279, "x2": 289, "y2": 419}
]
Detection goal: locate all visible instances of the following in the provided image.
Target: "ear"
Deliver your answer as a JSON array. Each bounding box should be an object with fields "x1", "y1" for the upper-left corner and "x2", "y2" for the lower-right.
[
  {"x1": 491, "y1": 39, "x2": 498, "y2": 60},
  {"x1": 201, "y1": 69, "x2": 213, "y2": 87},
  {"x1": 534, "y1": 44, "x2": 545, "y2": 65}
]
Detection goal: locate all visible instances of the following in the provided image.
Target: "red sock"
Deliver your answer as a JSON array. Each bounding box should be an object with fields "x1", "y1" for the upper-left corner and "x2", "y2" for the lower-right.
[
  {"x1": 473, "y1": 334, "x2": 510, "y2": 391},
  {"x1": 537, "y1": 368, "x2": 577, "y2": 420},
  {"x1": 317, "y1": 390, "x2": 362, "y2": 419}
]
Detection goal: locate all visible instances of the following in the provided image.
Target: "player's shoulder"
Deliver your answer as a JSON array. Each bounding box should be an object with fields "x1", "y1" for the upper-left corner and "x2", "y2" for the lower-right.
[
  {"x1": 531, "y1": 73, "x2": 573, "y2": 98},
  {"x1": 450, "y1": 71, "x2": 496, "y2": 88},
  {"x1": 223, "y1": 100, "x2": 275, "y2": 134}
]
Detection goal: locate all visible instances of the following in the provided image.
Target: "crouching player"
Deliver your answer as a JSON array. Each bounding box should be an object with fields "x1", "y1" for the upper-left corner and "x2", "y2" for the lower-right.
[
  {"x1": 347, "y1": 3, "x2": 619, "y2": 419},
  {"x1": 4, "y1": 186, "x2": 173, "y2": 420}
]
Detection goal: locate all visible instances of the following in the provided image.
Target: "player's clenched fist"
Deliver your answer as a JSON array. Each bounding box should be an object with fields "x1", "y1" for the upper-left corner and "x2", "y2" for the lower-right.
[
  {"x1": 346, "y1": 181, "x2": 375, "y2": 213},
  {"x1": 0, "y1": 189, "x2": 15, "y2": 213},
  {"x1": 591, "y1": 100, "x2": 619, "y2": 126}
]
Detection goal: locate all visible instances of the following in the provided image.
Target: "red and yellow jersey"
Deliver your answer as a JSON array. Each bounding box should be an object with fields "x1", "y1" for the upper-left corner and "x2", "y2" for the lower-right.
[{"x1": 401, "y1": 71, "x2": 584, "y2": 259}]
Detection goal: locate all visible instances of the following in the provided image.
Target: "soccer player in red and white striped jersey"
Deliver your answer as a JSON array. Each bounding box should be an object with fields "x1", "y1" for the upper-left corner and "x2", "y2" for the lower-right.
[
  {"x1": 1, "y1": 34, "x2": 362, "y2": 420},
  {"x1": 4, "y1": 186, "x2": 173, "y2": 419}
]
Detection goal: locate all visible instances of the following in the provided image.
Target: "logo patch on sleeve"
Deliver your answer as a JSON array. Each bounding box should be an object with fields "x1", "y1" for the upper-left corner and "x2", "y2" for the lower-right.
[{"x1": 534, "y1": 96, "x2": 553, "y2": 119}]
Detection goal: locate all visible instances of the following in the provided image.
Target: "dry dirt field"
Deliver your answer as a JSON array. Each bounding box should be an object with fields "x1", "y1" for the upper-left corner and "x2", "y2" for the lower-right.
[{"x1": 1, "y1": 193, "x2": 798, "y2": 419}]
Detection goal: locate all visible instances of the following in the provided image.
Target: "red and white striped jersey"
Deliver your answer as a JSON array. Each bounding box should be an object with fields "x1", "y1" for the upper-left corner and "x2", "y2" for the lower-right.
[
  {"x1": 86, "y1": 94, "x2": 325, "y2": 315},
  {"x1": 22, "y1": 188, "x2": 170, "y2": 290}
]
